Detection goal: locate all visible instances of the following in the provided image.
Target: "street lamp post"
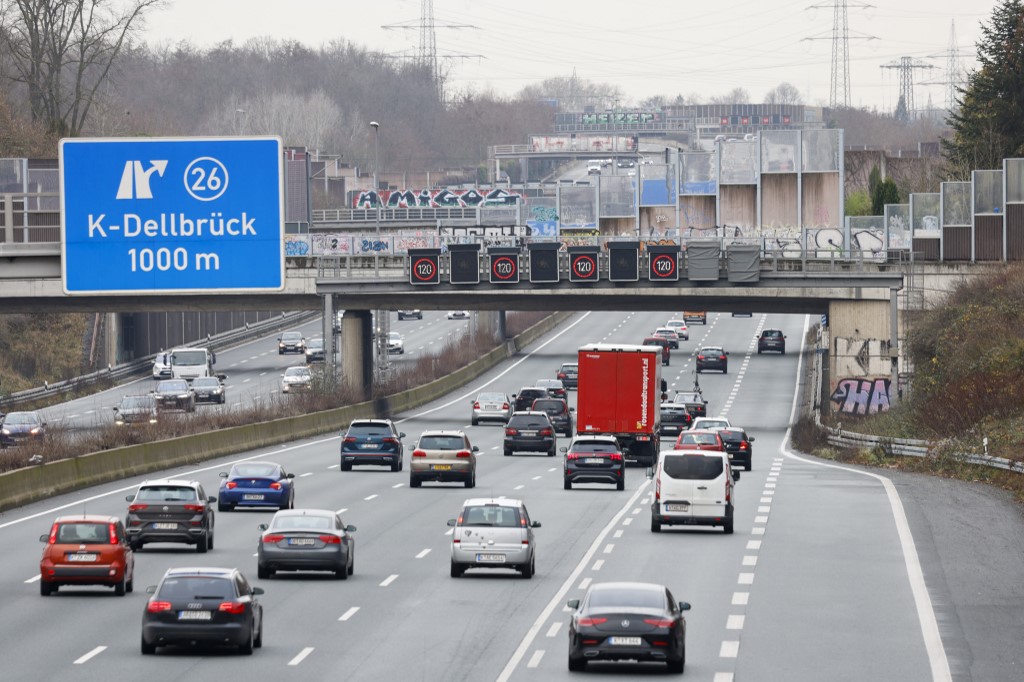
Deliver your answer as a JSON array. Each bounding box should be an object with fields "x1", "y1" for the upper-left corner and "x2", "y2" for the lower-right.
[{"x1": 370, "y1": 121, "x2": 380, "y2": 278}]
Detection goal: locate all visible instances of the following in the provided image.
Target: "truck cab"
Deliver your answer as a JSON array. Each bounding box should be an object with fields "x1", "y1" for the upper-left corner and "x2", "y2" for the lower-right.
[{"x1": 168, "y1": 347, "x2": 216, "y2": 382}]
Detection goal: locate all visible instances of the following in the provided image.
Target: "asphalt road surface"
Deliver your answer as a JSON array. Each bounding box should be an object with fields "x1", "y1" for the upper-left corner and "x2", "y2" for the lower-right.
[{"x1": 2, "y1": 311, "x2": 1021, "y2": 681}]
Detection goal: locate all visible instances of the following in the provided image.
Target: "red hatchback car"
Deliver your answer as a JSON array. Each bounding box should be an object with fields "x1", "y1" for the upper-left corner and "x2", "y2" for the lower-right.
[
  {"x1": 673, "y1": 429, "x2": 725, "y2": 451},
  {"x1": 39, "y1": 515, "x2": 135, "y2": 596}
]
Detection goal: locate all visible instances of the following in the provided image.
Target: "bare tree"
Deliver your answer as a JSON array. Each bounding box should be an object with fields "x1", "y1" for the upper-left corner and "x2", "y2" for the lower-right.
[
  {"x1": 764, "y1": 82, "x2": 803, "y2": 105},
  {"x1": 709, "y1": 87, "x2": 750, "y2": 105},
  {"x1": 0, "y1": 0, "x2": 163, "y2": 136}
]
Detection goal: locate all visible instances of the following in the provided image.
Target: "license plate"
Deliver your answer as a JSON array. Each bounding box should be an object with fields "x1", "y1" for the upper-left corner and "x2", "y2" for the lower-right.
[
  {"x1": 360, "y1": 443, "x2": 379, "y2": 449},
  {"x1": 178, "y1": 611, "x2": 212, "y2": 621},
  {"x1": 521, "y1": 431, "x2": 537, "y2": 436},
  {"x1": 476, "y1": 554, "x2": 506, "y2": 563},
  {"x1": 584, "y1": 458, "x2": 605, "y2": 464},
  {"x1": 66, "y1": 553, "x2": 97, "y2": 562},
  {"x1": 432, "y1": 464, "x2": 452, "y2": 471},
  {"x1": 288, "y1": 537, "x2": 315, "y2": 546},
  {"x1": 484, "y1": 404, "x2": 499, "y2": 410},
  {"x1": 152, "y1": 523, "x2": 177, "y2": 530},
  {"x1": 609, "y1": 636, "x2": 642, "y2": 646},
  {"x1": 665, "y1": 504, "x2": 690, "y2": 512},
  {"x1": 243, "y1": 494, "x2": 264, "y2": 501}
]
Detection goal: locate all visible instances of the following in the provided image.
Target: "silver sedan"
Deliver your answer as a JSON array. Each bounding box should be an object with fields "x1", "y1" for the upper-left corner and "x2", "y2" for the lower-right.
[
  {"x1": 257, "y1": 509, "x2": 356, "y2": 579},
  {"x1": 471, "y1": 391, "x2": 512, "y2": 425}
]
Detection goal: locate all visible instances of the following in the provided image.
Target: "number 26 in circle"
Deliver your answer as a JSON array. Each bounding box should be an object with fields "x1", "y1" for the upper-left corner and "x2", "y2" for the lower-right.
[{"x1": 184, "y1": 157, "x2": 229, "y2": 202}]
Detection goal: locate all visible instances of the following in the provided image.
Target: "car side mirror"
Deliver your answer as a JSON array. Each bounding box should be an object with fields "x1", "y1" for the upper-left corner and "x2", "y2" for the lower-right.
[
  {"x1": 126, "y1": 494, "x2": 135, "y2": 502},
  {"x1": 749, "y1": 436, "x2": 756, "y2": 442},
  {"x1": 566, "y1": 599, "x2": 580, "y2": 609},
  {"x1": 725, "y1": 351, "x2": 730, "y2": 355},
  {"x1": 258, "y1": 523, "x2": 268, "y2": 531},
  {"x1": 531, "y1": 521, "x2": 541, "y2": 528},
  {"x1": 559, "y1": 447, "x2": 567, "y2": 453},
  {"x1": 146, "y1": 586, "x2": 157, "y2": 594},
  {"x1": 112, "y1": 407, "x2": 118, "y2": 412},
  {"x1": 446, "y1": 519, "x2": 457, "y2": 527},
  {"x1": 472, "y1": 446, "x2": 479, "y2": 452},
  {"x1": 39, "y1": 534, "x2": 48, "y2": 542},
  {"x1": 645, "y1": 467, "x2": 654, "y2": 480},
  {"x1": 732, "y1": 470, "x2": 741, "y2": 482},
  {"x1": 511, "y1": 393, "x2": 517, "y2": 399},
  {"x1": 219, "y1": 472, "x2": 228, "y2": 478},
  {"x1": 660, "y1": 379, "x2": 668, "y2": 393},
  {"x1": 679, "y1": 601, "x2": 691, "y2": 612},
  {"x1": 251, "y1": 587, "x2": 264, "y2": 595},
  {"x1": 345, "y1": 525, "x2": 357, "y2": 532},
  {"x1": 400, "y1": 432, "x2": 406, "y2": 438},
  {"x1": 286, "y1": 473, "x2": 295, "y2": 479},
  {"x1": 208, "y1": 496, "x2": 217, "y2": 503},
  {"x1": 217, "y1": 374, "x2": 228, "y2": 381}
]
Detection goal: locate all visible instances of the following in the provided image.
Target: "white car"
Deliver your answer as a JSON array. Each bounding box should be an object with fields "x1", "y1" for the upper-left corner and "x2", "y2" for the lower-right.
[
  {"x1": 280, "y1": 366, "x2": 312, "y2": 393},
  {"x1": 397, "y1": 310, "x2": 422, "y2": 320},
  {"x1": 387, "y1": 332, "x2": 404, "y2": 354},
  {"x1": 664, "y1": 319, "x2": 689, "y2": 340},
  {"x1": 152, "y1": 352, "x2": 171, "y2": 380},
  {"x1": 689, "y1": 416, "x2": 731, "y2": 431},
  {"x1": 447, "y1": 310, "x2": 470, "y2": 320}
]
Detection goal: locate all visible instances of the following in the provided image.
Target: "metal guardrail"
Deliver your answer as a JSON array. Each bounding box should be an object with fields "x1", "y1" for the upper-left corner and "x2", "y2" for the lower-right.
[{"x1": 0, "y1": 310, "x2": 320, "y2": 411}]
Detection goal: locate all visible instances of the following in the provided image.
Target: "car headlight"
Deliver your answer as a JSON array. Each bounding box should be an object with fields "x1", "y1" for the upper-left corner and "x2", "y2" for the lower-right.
[
  {"x1": 30, "y1": 427, "x2": 42, "y2": 435},
  {"x1": 1, "y1": 429, "x2": 10, "y2": 435}
]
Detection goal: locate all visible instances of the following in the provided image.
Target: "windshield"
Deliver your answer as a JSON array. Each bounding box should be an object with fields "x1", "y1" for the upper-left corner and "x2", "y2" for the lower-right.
[
  {"x1": 307, "y1": 338, "x2": 324, "y2": 349},
  {"x1": 156, "y1": 381, "x2": 189, "y2": 394},
  {"x1": 120, "y1": 396, "x2": 153, "y2": 409},
  {"x1": 4, "y1": 412, "x2": 39, "y2": 425},
  {"x1": 282, "y1": 332, "x2": 302, "y2": 341},
  {"x1": 284, "y1": 367, "x2": 310, "y2": 378},
  {"x1": 170, "y1": 350, "x2": 207, "y2": 367}
]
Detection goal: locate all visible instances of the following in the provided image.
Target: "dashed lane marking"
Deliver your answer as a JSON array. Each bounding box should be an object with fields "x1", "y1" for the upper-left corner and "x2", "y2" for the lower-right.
[
  {"x1": 73, "y1": 646, "x2": 106, "y2": 665},
  {"x1": 288, "y1": 647, "x2": 314, "y2": 666},
  {"x1": 339, "y1": 607, "x2": 359, "y2": 621}
]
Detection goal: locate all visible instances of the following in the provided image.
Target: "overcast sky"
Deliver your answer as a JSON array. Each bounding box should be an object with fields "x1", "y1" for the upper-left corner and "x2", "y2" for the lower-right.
[{"x1": 146, "y1": 0, "x2": 998, "y2": 112}]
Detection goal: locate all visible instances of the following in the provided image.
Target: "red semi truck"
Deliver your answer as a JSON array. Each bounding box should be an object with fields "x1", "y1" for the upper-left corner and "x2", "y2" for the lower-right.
[{"x1": 577, "y1": 343, "x2": 666, "y2": 466}]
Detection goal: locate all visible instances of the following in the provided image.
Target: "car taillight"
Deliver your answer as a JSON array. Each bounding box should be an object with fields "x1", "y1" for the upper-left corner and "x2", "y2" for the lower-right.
[
  {"x1": 720, "y1": 355, "x2": 727, "y2": 360},
  {"x1": 456, "y1": 450, "x2": 472, "y2": 458},
  {"x1": 344, "y1": 437, "x2": 357, "y2": 444},
  {"x1": 566, "y1": 452, "x2": 579, "y2": 460},
  {"x1": 147, "y1": 601, "x2": 172, "y2": 613},
  {"x1": 218, "y1": 602, "x2": 246, "y2": 615},
  {"x1": 270, "y1": 482, "x2": 282, "y2": 490},
  {"x1": 412, "y1": 449, "x2": 426, "y2": 458},
  {"x1": 697, "y1": 355, "x2": 705, "y2": 360},
  {"x1": 128, "y1": 503, "x2": 148, "y2": 512},
  {"x1": 740, "y1": 441, "x2": 749, "y2": 450},
  {"x1": 644, "y1": 618, "x2": 675, "y2": 628},
  {"x1": 109, "y1": 522, "x2": 118, "y2": 545},
  {"x1": 319, "y1": 535, "x2": 342, "y2": 544},
  {"x1": 655, "y1": 477, "x2": 661, "y2": 501},
  {"x1": 48, "y1": 524, "x2": 58, "y2": 544},
  {"x1": 501, "y1": 402, "x2": 510, "y2": 410},
  {"x1": 539, "y1": 428, "x2": 553, "y2": 436},
  {"x1": 505, "y1": 428, "x2": 518, "y2": 436},
  {"x1": 225, "y1": 481, "x2": 237, "y2": 489},
  {"x1": 609, "y1": 453, "x2": 623, "y2": 462},
  {"x1": 183, "y1": 504, "x2": 205, "y2": 513},
  {"x1": 382, "y1": 437, "x2": 398, "y2": 445},
  {"x1": 557, "y1": 373, "x2": 566, "y2": 379},
  {"x1": 577, "y1": 617, "x2": 607, "y2": 627},
  {"x1": 473, "y1": 402, "x2": 480, "y2": 409},
  {"x1": 262, "y1": 534, "x2": 284, "y2": 543}
]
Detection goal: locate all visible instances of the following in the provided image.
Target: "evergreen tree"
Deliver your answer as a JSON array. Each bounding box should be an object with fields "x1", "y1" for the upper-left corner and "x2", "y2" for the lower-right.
[
  {"x1": 871, "y1": 178, "x2": 900, "y2": 216},
  {"x1": 943, "y1": 0, "x2": 1024, "y2": 176}
]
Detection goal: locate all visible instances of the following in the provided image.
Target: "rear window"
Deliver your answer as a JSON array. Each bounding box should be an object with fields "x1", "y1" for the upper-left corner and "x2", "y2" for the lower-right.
[
  {"x1": 477, "y1": 392, "x2": 506, "y2": 402},
  {"x1": 762, "y1": 330, "x2": 783, "y2": 338},
  {"x1": 418, "y1": 435, "x2": 467, "y2": 450},
  {"x1": 348, "y1": 423, "x2": 393, "y2": 436},
  {"x1": 461, "y1": 505, "x2": 521, "y2": 527},
  {"x1": 701, "y1": 348, "x2": 724, "y2": 355},
  {"x1": 663, "y1": 454, "x2": 724, "y2": 480},
  {"x1": 136, "y1": 485, "x2": 198, "y2": 502},
  {"x1": 231, "y1": 463, "x2": 280, "y2": 478},
  {"x1": 661, "y1": 408, "x2": 690, "y2": 422},
  {"x1": 587, "y1": 587, "x2": 667, "y2": 610},
  {"x1": 509, "y1": 415, "x2": 550, "y2": 428},
  {"x1": 532, "y1": 400, "x2": 566, "y2": 415},
  {"x1": 569, "y1": 441, "x2": 619, "y2": 453},
  {"x1": 559, "y1": 364, "x2": 577, "y2": 373},
  {"x1": 718, "y1": 429, "x2": 746, "y2": 443},
  {"x1": 56, "y1": 522, "x2": 112, "y2": 544},
  {"x1": 158, "y1": 576, "x2": 235, "y2": 600},
  {"x1": 679, "y1": 433, "x2": 720, "y2": 446},
  {"x1": 674, "y1": 393, "x2": 701, "y2": 403}
]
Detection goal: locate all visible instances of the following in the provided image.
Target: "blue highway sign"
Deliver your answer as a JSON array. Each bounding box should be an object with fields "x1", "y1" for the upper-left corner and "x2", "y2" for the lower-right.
[{"x1": 60, "y1": 137, "x2": 284, "y2": 294}]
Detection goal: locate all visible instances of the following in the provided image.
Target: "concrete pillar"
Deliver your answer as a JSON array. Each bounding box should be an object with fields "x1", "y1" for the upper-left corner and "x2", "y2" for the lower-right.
[
  {"x1": 341, "y1": 309, "x2": 373, "y2": 397},
  {"x1": 323, "y1": 295, "x2": 335, "y2": 388},
  {"x1": 105, "y1": 312, "x2": 120, "y2": 366},
  {"x1": 496, "y1": 311, "x2": 507, "y2": 341},
  {"x1": 827, "y1": 299, "x2": 894, "y2": 416}
]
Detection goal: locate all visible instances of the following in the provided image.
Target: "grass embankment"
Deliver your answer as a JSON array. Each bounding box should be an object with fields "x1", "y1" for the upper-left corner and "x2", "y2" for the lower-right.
[
  {"x1": 0, "y1": 313, "x2": 93, "y2": 394},
  {"x1": 0, "y1": 311, "x2": 552, "y2": 475},
  {"x1": 793, "y1": 264, "x2": 1024, "y2": 501}
]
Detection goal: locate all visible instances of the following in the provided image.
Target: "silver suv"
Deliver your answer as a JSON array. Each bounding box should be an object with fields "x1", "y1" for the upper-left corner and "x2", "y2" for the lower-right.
[{"x1": 447, "y1": 498, "x2": 541, "y2": 578}]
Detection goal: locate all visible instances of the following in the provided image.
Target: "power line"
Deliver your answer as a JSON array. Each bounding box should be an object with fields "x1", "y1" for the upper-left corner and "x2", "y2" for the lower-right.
[
  {"x1": 880, "y1": 56, "x2": 938, "y2": 119},
  {"x1": 804, "y1": 1, "x2": 877, "y2": 109}
]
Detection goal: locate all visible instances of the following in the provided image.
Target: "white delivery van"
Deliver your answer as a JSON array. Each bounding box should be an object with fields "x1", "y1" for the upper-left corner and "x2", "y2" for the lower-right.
[
  {"x1": 168, "y1": 347, "x2": 216, "y2": 382},
  {"x1": 586, "y1": 159, "x2": 602, "y2": 175},
  {"x1": 649, "y1": 449, "x2": 739, "y2": 534}
]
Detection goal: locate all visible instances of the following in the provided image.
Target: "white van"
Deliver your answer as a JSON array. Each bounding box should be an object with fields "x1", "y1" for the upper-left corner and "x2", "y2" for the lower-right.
[
  {"x1": 168, "y1": 347, "x2": 216, "y2": 381},
  {"x1": 586, "y1": 159, "x2": 602, "y2": 175},
  {"x1": 649, "y1": 449, "x2": 739, "y2": 533}
]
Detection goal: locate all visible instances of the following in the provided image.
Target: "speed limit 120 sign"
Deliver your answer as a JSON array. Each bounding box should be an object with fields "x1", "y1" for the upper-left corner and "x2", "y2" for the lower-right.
[
  {"x1": 408, "y1": 248, "x2": 441, "y2": 285},
  {"x1": 649, "y1": 253, "x2": 678, "y2": 281},
  {"x1": 569, "y1": 253, "x2": 598, "y2": 282},
  {"x1": 489, "y1": 248, "x2": 520, "y2": 284}
]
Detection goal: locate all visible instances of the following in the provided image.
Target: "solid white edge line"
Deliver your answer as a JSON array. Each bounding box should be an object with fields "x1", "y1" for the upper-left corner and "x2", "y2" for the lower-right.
[
  {"x1": 73, "y1": 645, "x2": 106, "y2": 664},
  {"x1": 495, "y1": 480, "x2": 651, "y2": 682},
  {"x1": 783, "y1": 314, "x2": 952, "y2": 682},
  {"x1": 25, "y1": 574, "x2": 41, "y2": 583}
]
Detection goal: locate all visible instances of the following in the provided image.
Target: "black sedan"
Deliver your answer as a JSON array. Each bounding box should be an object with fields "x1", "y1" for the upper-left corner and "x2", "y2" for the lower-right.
[
  {"x1": 695, "y1": 346, "x2": 729, "y2": 374},
  {"x1": 567, "y1": 581, "x2": 690, "y2": 673},
  {"x1": 257, "y1": 508, "x2": 356, "y2": 579},
  {"x1": 659, "y1": 404, "x2": 692, "y2": 438},
  {"x1": 191, "y1": 377, "x2": 226, "y2": 404},
  {"x1": 141, "y1": 567, "x2": 263, "y2": 655},
  {"x1": 563, "y1": 436, "x2": 624, "y2": 491},
  {"x1": 719, "y1": 427, "x2": 755, "y2": 471}
]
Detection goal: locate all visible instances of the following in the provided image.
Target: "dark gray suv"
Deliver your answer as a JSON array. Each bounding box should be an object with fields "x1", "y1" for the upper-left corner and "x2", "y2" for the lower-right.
[
  {"x1": 504, "y1": 411, "x2": 557, "y2": 457},
  {"x1": 125, "y1": 479, "x2": 216, "y2": 553}
]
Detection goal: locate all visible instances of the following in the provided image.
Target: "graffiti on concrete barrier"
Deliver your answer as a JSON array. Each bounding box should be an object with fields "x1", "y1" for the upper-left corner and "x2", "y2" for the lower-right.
[
  {"x1": 830, "y1": 378, "x2": 891, "y2": 415},
  {"x1": 311, "y1": 234, "x2": 353, "y2": 256},
  {"x1": 353, "y1": 187, "x2": 522, "y2": 209},
  {"x1": 284, "y1": 235, "x2": 310, "y2": 256}
]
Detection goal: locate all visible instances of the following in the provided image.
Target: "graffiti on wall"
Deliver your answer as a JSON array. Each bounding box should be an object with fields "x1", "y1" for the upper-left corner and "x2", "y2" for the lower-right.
[
  {"x1": 835, "y1": 337, "x2": 892, "y2": 378},
  {"x1": 353, "y1": 187, "x2": 522, "y2": 209},
  {"x1": 284, "y1": 235, "x2": 310, "y2": 256},
  {"x1": 527, "y1": 205, "x2": 558, "y2": 238},
  {"x1": 831, "y1": 378, "x2": 891, "y2": 415}
]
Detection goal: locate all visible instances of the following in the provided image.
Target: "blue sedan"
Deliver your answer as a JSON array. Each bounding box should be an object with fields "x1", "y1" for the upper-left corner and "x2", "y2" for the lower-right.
[{"x1": 218, "y1": 462, "x2": 295, "y2": 512}]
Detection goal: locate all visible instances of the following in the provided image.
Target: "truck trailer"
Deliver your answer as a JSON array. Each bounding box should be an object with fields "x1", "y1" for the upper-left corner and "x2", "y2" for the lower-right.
[{"x1": 577, "y1": 343, "x2": 665, "y2": 466}]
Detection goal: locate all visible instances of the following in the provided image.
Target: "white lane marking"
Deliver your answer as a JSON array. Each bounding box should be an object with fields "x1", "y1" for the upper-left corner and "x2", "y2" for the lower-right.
[
  {"x1": 336, "y1": 508, "x2": 348, "y2": 514},
  {"x1": 738, "y1": 573, "x2": 754, "y2": 585},
  {"x1": 714, "y1": 674, "x2": 736, "y2": 682},
  {"x1": 379, "y1": 574, "x2": 398, "y2": 587},
  {"x1": 339, "y1": 607, "x2": 360, "y2": 621},
  {"x1": 548, "y1": 468, "x2": 557, "y2": 472},
  {"x1": 526, "y1": 650, "x2": 545, "y2": 668},
  {"x1": 613, "y1": 530, "x2": 623, "y2": 539},
  {"x1": 514, "y1": 485, "x2": 524, "y2": 490},
  {"x1": 760, "y1": 497, "x2": 772, "y2": 504},
  {"x1": 532, "y1": 476, "x2": 542, "y2": 481},
  {"x1": 300, "y1": 472, "x2": 313, "y2": 477},
  {"x1": 726, "y1": 615, "x2": 745, "y2": 630},
  {"x1": 491, "y1": 446, "x2": 500, "y2": 450},
  {"x1": 592, "y1": 559, "x2": 605, "y2": 570},
  {"x1": 496, "y1": 478, "x2": 651, "y2": 682},
  {"x1": 631, "y1": 508, "x2": 641, "y2": 515},
  {"x1": 545, "y1": 622, "x2": 561, "y2": 638},
  {"x1": 732, "y1": 592, "x2": 749, "y2": 605},
  {"x1": 720, "y1": 641, "x2": 740, "y2": 658},
  {"x1": 288, "y1": 647, "x2": 315, "y2": 666},
  {"x1": 752, "y1": 527, "x2": 766, "y2": 535},
  {"x1": 755, "y1": 515, "x2": 769, "y2": 523},
  {"x1": 328, "y1": 464, "x2": 339, "y2": 469},
  {"x1": 622, "y1": 517, "x2": 633, "y2": 526},
  {"x1": 415, "y1": 549, "x2": 431, "y2": 559},
  {"x1": 392, "y1": 483, "x2": 404, "y2": 489},
  {"x1": 364, "y1": 494, "x2": 378, "y2": 501},
  {"x1": 764, "y1": 483, "x2": 776, "y2": 489},
  {"x1": 767, "y1": 476, "x2": 778, "y2": 482},
  {"x1": 602, "y1": 544, "x2": 614, "y2": 554},
  {"x1": 742, "y1": 555, "x2": 758, "y2": 566},
  {"x1": 746, "y1": 540, "x2": 762, "y2": 550},
  {"x1": 445, "y1": 529, "x2": 453, "y2": 536},
  {"x1": 578, "y1": 577, "x2": 591, "y2": 590},
  {"x1": 763, "y1": 490, "x2": 775, "y2": 497},
  {"x1": 73, "y1": 646, "x2": 106, "y2": 664},
  {"x1": 393, "y1": 312, "x2": 591, "y2": 427},
  {"x1": 25, "y1": 574, "x2": 41, "y2": 583},
  {"x1": 252, "y1": 553, "x2": 258, "y2": 557}
]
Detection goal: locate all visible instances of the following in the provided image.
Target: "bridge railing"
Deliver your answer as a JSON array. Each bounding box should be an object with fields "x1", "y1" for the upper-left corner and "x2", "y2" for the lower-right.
[
  {"x1": 313, "y1": 206, "x2": 520, "y2": 225},
  {"x1": 0, "y1": 192, "x2": 61, "y2": 247}
]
